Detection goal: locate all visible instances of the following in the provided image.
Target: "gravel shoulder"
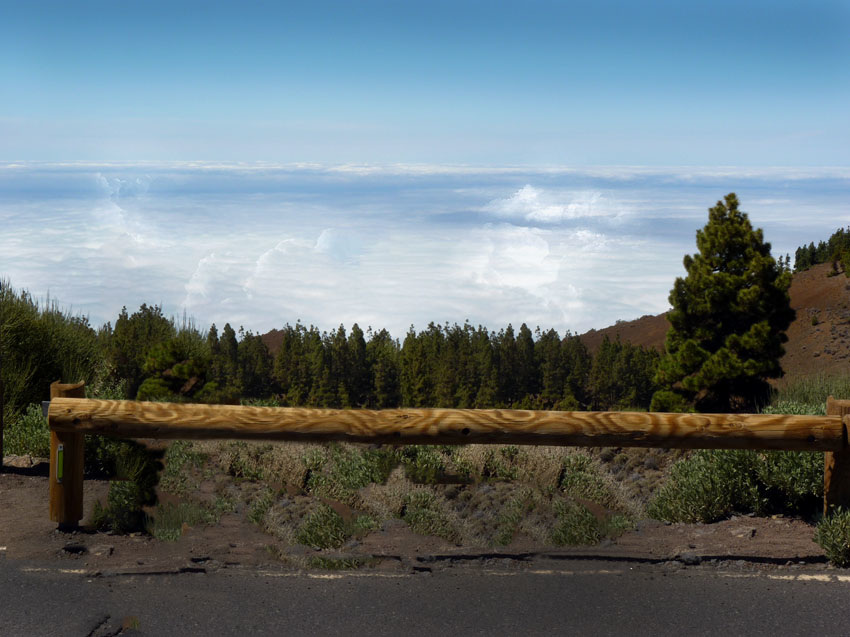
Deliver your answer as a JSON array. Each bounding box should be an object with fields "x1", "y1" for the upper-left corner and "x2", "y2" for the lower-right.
[{"x1": 1, "y1": 458, "x2": 827, "y2": 577}]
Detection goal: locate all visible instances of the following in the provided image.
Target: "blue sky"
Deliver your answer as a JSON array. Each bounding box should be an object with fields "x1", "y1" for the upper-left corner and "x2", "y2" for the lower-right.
[
  {"x1": 2, "y1": 0, "x2": 848, "y2": 164},
  {"x1": 1, "y1": 3, "x2": 848, "y2": 337}
]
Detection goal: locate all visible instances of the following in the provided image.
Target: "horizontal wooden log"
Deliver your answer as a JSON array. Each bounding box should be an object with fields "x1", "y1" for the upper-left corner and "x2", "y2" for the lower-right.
[{"x1": 48, "y1": 398, "x2": 847, "y2": 451}]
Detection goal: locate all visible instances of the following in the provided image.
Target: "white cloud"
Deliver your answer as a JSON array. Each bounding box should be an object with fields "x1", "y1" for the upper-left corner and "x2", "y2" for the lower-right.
[
  {"x1": 95, "y1": 172, "x2": 151, "y2": 199},
  {"x1": 483, "y1": 186, "x2": 628, "y2": 223},
  {"x1": 7, "y1": 161, "x2": 850, "y2": 182},
  {"x1": 4, "y1": 162, "x2": 848, "y2": 338},
  {"x1": 462, "y1": 224, "x2": 559, "y2": 291},
  {"x1": 314, "y1": 228, "x2": 363, "y2": 264}
]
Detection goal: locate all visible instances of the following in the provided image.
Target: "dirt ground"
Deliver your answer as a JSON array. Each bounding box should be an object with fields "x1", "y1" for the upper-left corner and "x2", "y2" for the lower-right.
[{"x1": 0, "y1": 456, "x2": 827, "y2": 576}]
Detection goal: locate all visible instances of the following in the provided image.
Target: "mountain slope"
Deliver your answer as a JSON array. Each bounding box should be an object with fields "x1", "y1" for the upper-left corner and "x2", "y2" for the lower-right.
[{"x1": 578, "y1": 262, "x2": 850, "y2": 381}]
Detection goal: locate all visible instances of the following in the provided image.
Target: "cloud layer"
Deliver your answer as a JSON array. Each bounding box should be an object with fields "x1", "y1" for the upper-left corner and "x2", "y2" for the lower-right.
[{"x1": 2, "y1": 162, "x2": 848, "y2": 338}]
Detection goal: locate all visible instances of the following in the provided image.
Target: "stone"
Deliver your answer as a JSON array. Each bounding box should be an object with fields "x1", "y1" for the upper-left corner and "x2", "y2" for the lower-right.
[{"x1": 677, "y1": 552, "x2": 701, "y2": 566}]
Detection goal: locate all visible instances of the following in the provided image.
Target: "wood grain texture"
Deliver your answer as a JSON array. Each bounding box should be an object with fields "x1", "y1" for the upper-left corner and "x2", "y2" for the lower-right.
[
  {"x1": 48, "y1": 381, "x2": 86, "y2": 528},
  {"x1": 824, "y1": 397, "x2": 850, "y2": 514},
  {"x1": 49, "y1": 398, "x2": 847, "y2": 451}
]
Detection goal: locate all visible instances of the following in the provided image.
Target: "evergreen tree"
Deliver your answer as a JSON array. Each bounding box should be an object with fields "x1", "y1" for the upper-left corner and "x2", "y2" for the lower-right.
[
  {"x1": 515, "y1": 323, "x2": 538, "y2": 402},
  {"x1": 496, "y1": 325, "x2": 519, "y2": 405},
  {"x1": 401, "y1": 324, "x2": 437, "y2": 407},
  {"x1": 366, "y1": 328, "x2": 401, "y2": 408},
  {"x1": 237, "y1": 329, "x2": 272, "y2": 398},
  {"x1": 110, "y1": 304, "x2": 174, "y2": 397},
  {"x1": 347, "y1": 324, "x2": 370, "y2": 407},
  {"x1": 535, "y1": 328, "x2": 566, "y2": 409},
  {"x1": 652, "y1": 193, "x2": 795, "y2": 412}
]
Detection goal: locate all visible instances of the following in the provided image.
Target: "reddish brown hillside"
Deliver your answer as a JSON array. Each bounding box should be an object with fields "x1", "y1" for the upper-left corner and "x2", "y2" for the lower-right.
[
  {"x1": 260, "y1": 328, "x2": 286, "y2": 357},
  {"x1": 579, "y1": 314, "x2": 669, "y2": 354},
  {"x1": 578, "y1": 262, "x2": 850, "y2": 382},
  {"x1": 780, "y1": 262, "x2": 850, "y2": 380}
]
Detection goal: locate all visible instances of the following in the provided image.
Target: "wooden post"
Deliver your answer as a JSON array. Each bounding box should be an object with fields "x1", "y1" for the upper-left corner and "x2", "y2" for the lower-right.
[
  {"x1": 824, "y1": 397, "x2": 850, "y2": 516},
  {"x1": 49, "y1": 381, "x2": 86, "y2": 530},
  {"x1": 0, "y1": 373, "x2": 4, "y2": 473}
]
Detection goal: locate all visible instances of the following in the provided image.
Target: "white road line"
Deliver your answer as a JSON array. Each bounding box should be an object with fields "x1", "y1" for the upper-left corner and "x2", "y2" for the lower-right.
[{"x1": 16, "y1": 564, "x2": 850, "y2": 583}]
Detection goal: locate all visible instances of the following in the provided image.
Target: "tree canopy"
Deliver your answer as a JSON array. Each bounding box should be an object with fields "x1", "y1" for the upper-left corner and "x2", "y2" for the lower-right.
[{"x1": 652, "y1": 193, "x2": 794, "y2": 412}]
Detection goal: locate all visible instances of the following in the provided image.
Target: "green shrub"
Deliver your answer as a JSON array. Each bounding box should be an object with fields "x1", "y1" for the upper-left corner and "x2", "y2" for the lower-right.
[
  {"x1": 160, "y1": 441, "x2": 206, "y2": 495},
  {"x1": 761, "y1": 401, "x2": 825, "y2": 416},
  {"x1": 224, "y1": 442, "x2": 272, "y2": 480},
  {"x1": 248, "y1": 488, "x2": 276, "y2": 526},
  {"x1": 91, "y1": 446, "x2": 159, "y2": 534},
  {"x1": 4, "y1": 403, "x2": 50, "y2": 457},
  {"x1": 551, "y1": 501, "x2": 601, "y2": 546},
  {"x1": 650, "y1": 389, "x2": 692, "y2": 413},
  {"x1": 559, "y1": 453, "x2": 617, "y2": 507},
  {"x1": 296, "y1": 504, "x2": 349, "y2": 549},
  {"x1": 308, "y1": 556, "x2": 376, "y2": 570},
  {"x1": 82, "y1": 380, "x2": 142, "y2": 477},
  {"x1": 756, "y1": 451, "x2": 822, "y2": 513},
  {"x1": 603, "y1": 514, "x2": 635, "y2": 538},
  {"x1": 0, "y1": 280, "x2": 106, "y2": 418},
  {"x1": 400, "y1": 445, "x2": 448, "y2": 483},
  {"x1": 401, "y1": 491, "x2": 459, "y2": 542},
  {"x1": 647, "y1": 450, "x2": 764, "y2": 523},
  {"x1": 147, "y1": 502, "x2": 218, "y2": 541},
  {"x1": 648, "y1": 448, "x2": 823, "y2": 523},
  {"x1": 770, "y1": 375, "x2": 850, "y2": 409},
  {"x1": 494, "y1": 493, "x2": 532, "y2": 546},
  {"x1": 136, "y1": 377, "x2": 177, "y2": 402},
  {"x1": 815, "y1": 508, "x2": 850, "y2": 567},
  {"x1": 305, "y1": 444, "x2": 397, "y2": 502}
]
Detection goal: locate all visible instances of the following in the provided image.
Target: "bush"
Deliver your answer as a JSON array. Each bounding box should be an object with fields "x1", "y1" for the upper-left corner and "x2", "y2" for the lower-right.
[
  {"x1": 136, "y1": 377, "x2": 177, "y2": 402},
  {"x1": 400, "y1": 445, "x2": 448, "y2": 483},
  {"x1": 401, "y1": 490, "x2": 459, "y2": 542},
  {"x1": 296, "y1": 504, "x2": 349, "y2": 549},
  {"x1": 4, "y1": 403, "x2": 50, "y2": 457},
  {"x1": 757, "y1": 451, "x2": 822, "y2": 513},
  {"x1": 647, "y1": 449, "x2": 823, "y2": 523},
  {"x1": 551, "y1": 501, "x2": 601, "y2": 546},
  {"x1": 1, "y1": 280, "x2": 105, "y2": 417},
  {"x1": 305, "y1": 444, "x2": 398, "y2": 502},
  {"x1": 159, "y1": 441, "x2": 206, "y2": 495},
  {"x1": 91, "y1": 445, "x2": 159, "y2": 534},
  {"x1": 559, "y1": 453, "x2": 618, "y2": 508},
  {"x1": 761, "y1": 401, "x2": 825, "y2": 416},
  {"x1": 770, "y1": 375, "x2": 850, "y2": 409},
  {"x1": 649, "y1": 390, "x2": 691, "y2": 413},
  {"x1": 147, "y1": 502, "x2": 218, "y2": 541},
  {"x1": 647, "y1": 450, "x2": 764, "y2": 523},
  {"x1": 815, "y1": 508, "x2": 850, "y2": 567}
]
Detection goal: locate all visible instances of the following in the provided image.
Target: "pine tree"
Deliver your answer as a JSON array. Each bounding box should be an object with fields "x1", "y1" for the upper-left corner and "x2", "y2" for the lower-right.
[
  {"x1": 347, "y1": 324, "x2": 370, "y2": 407},
  {"x1": 366, "y1": 328, "x2": 401, "y2": 408},
  {"x1": 652, "y1": 193, "x2": 794, "y2": 412},
  {"x1": 110, "y1": 304, "x2": 175, "y2": 397},
  {"x1": 515, "y1": 323, "x2": 538, "y2": 402},
  {"x1": 219, "y1": 323, "x2": 239, "y2": 389}
]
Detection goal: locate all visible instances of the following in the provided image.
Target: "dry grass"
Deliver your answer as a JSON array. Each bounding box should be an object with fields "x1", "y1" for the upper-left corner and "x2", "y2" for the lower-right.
[{"x1": 168, "y1": 440, "x2": 644, "y2": 555}]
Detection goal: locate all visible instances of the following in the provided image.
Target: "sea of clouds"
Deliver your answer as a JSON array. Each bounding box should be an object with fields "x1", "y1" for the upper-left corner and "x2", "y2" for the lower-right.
[{"x1": 1, "y1": 162, "x2": 848, "y2": 338}]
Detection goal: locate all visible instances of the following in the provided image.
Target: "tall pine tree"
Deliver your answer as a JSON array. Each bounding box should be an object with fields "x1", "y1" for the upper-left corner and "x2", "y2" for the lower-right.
[{"x1": 652, "y1": 193, "x2": 794, "y2": 412}]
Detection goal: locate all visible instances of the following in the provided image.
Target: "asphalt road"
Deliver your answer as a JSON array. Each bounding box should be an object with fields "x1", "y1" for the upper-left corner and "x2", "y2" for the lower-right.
[{"x1": 2, "y1": 560, "x2": 848, "y2": 636}]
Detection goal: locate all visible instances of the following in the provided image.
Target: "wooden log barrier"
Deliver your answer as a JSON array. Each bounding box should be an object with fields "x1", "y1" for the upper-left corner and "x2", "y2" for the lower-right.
[
  {"x1": 48, "y1": 381, "x2": 86, "y2": 529},
  {"x1": 824, "y1": 397, "x2": 850, "y2": 515},
  {"x1": 49, "y1": 398, "x2": 846, "y2": 451}
]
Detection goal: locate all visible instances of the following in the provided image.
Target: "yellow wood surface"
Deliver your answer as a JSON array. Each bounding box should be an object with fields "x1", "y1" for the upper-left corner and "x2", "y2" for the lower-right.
[
  {"x1": 49, "y1": 397, "x2": 847, "y2": 451},
  {"x1": 824, "y1": 397, "x2": 850, "y2": 514},
  {"x1": 48, "y1": 382, "x2": 86, "y2": 527}
]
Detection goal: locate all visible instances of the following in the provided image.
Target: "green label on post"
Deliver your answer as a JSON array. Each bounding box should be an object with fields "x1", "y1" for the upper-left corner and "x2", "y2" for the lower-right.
[{"x1": 57, "y1": 444, "x2": 64, "y2": 483}]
